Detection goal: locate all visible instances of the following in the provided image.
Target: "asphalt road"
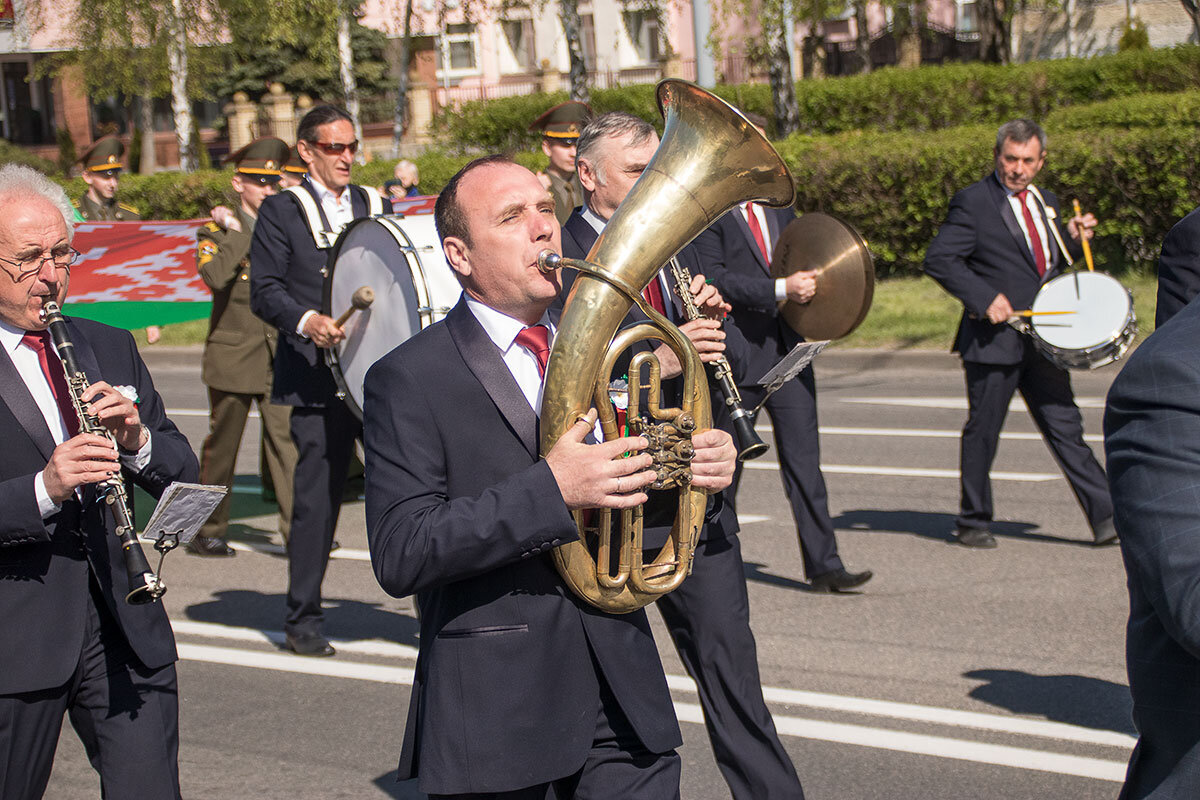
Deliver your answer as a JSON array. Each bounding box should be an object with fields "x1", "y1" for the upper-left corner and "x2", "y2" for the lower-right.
[{"x1": 45, "y1": 346, "x2": 1133, "y2": 800}]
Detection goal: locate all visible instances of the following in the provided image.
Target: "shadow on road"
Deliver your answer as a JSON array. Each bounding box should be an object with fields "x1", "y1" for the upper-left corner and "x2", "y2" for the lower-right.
[
  {"x1": 374, "y1": 773, "x2": 427, "y2": 799},
  {"x1": 741, "y1": 560, "x2": 863, "y2": 594},
  {"x1": 964, "y1": 668, "x2": 1135, "y2": 736},
  {"x1": 833, "y1": 509, "x2": 1096, "y2": 546},
  {"x1": 184, "y1": 589, "x2": 420, "y2": 647}
]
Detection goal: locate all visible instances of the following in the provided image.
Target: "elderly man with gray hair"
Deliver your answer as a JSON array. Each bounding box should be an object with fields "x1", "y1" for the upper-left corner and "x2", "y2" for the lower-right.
[{"x1": 0, "y1": 164, "x2": 198, "y2": 799}]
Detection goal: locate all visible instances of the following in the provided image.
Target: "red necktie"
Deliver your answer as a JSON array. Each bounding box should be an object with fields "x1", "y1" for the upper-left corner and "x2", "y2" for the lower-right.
[
  {"x1": 21, "y1": 330, "x2": 80, "y2": 438},
  {"x1": 745, "y1": 202, "x2": 770, "y2": 264},
  {"x1": 642, "y1": 275, "x2": 667, "y2": 317},
  {"x1": 1015, "y1": 189, "x2": 1048, "y2": 277},
  {"x1": 515, "y1": 324, "x2": 551, "y2": 379}
]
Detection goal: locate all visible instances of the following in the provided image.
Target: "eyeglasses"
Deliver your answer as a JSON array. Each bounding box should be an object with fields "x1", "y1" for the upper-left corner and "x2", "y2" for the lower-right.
[
  {"x1": 0, "y1": 246, "x2": 81, "y2": 282},
  {"x1": 307, "y1": 139, "x2": 359, "y2": 156}
]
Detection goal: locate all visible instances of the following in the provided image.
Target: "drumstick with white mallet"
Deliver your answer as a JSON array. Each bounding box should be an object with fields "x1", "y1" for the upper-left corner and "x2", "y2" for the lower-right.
[
  {"x1": 1007, "y1": 309, "x2": 1077, "y2": 323},
  {"x1": 1072, "y1": 199, "x2": 1096, "y2": 272},
  {"x1": 335, "y1": 286, "x2": 376, "y2": 328}
]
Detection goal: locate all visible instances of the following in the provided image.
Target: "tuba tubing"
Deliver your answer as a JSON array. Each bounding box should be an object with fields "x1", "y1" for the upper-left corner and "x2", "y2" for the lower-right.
[{"x1": 539, "y1": 80, "x2": 795, "y2": 613}]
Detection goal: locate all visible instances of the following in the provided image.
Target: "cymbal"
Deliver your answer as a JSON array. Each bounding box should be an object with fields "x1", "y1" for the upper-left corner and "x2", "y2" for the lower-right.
[{"x1": 770, "y1": 213, "x2": 874, "y2": 340}]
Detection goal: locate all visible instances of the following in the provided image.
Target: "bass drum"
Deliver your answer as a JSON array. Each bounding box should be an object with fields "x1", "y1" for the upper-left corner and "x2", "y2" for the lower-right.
[
  {"x1": 323, "y1": 214, "x2": 460, "y2": 418},
  {"x1": 1027, "y1": 271, "x2": 1136, "y2": 371}
]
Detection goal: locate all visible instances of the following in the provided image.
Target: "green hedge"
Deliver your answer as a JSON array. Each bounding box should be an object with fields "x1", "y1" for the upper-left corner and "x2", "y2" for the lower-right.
[
  {"x1": 780, "y1": 121, "x2": 1200, "y2": 277},
  {"x1": 434, "y1": 45, "x2": 1200, "y2": 150},
  {"x1": 1, "y1": 139, "x2": 57, "y2": 174}
]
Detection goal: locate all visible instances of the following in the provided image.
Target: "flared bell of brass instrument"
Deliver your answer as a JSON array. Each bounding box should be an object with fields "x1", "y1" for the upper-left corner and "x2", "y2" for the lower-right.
[{"x1": 539, "y1": 80, "x2": 796, "y2": 613}]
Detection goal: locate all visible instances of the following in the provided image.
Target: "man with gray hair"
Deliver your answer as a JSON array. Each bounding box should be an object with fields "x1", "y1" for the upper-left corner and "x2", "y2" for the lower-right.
[
  {"x1": 924, "y1": 119, "x2": 1114, "y2": 548},
  {"x1": 0, "y1": 164, "x2": 197, "y2": 797},
  {"x1": 563, "y1": 112, "x2": 808, "y2": 800}
]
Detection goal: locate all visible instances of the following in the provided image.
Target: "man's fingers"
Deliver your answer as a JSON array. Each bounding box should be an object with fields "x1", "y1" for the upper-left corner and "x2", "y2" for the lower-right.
[{"x1": 558, "y1": 409, "x2": 599, "y2": 445}]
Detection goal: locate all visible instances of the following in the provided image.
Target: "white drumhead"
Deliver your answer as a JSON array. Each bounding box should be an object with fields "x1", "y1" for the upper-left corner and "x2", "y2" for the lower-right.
[
  {"x1": 326, "y1": 214, "x2": 460, "y2": 417},
  {"x1": 1030, "y1": 272, "x2": 1131, "y2": 350}
]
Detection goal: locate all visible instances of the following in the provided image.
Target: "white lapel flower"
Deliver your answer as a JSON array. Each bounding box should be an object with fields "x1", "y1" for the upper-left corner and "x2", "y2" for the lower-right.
[{"x1": 114, "y1": 384, "x2": 141, "y2": 405}]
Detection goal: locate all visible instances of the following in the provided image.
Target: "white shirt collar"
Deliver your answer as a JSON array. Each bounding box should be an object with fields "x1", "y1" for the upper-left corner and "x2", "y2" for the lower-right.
[
  {"x1": 0, "y1": 318, "x2": 30, "y2": 356},
  {"x1": 581, "y1": 204, "x2": 607, "y2": 236},
  {"x1": 464, "y1": 296, "x2": 554, "y2": 352},
  {"x1": 309, "y1": 175, "x2": 349, "y2": 204}
]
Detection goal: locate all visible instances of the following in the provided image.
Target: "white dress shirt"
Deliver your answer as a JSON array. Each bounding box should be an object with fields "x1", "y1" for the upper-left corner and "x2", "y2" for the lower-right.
[
  {"x1": 0, "y1": 319, "x2": 151, "y2": 518},
  {"x1": 1001, "y1": 179, "x2": 1053, "y2": 269},
  {"x1": 739, "y1": 202, "x2": 788, "y2": 302},
  {"x1": 465, "y1": 297, "x2": 555, "y2": 415},
  {"x1": 581, "y1": 204, "x2": 675, "y2": 318},
  {"x1": 297, "y1": 176, "x2": 357, "y2": 336}
]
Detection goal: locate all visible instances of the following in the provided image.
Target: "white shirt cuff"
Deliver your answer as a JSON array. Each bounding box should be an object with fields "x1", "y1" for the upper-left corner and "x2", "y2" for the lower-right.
[
  {"x1": 775, "y1": 278, "x2": 788, "y2": 303},
  {"x1": 119, "y1": 427, "x2": 152, "y2": 472},
  {"x1": 35, "y1": 471, "x2": 62, "y2": 519},
  {"x1": 297, "y1": 310, "x2": 317, "y2": 338}
]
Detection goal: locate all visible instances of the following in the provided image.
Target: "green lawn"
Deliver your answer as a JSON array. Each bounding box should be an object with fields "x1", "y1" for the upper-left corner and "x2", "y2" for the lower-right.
[{"x1": 133, "y1": 271, "x2": 1160, "y2": 352}]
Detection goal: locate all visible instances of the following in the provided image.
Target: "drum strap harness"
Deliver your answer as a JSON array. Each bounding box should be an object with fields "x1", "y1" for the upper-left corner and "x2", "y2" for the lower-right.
[
  {"x1": 285, "y1": 184, "x2": 385, "y2": 250},
  {"x1": 1026, "y1": 185, "x2": 1074, "y2": 270}
]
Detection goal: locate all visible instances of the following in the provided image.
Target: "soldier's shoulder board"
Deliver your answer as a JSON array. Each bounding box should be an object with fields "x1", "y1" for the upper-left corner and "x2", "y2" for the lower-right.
[{"x1": 118, "y1": 203, "x2": 140, "y2": 214}]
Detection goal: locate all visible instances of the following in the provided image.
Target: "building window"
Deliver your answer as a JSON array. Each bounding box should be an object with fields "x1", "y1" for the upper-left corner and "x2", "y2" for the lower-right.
[
  {"x1": 580, "y1": 14, "x2": 597, "y2": 71},
  {"x1": 437, "y1": 23, "x2": 480, "y2": 77},
  {"x1": 622, "y1": 10, "x2": 661, "y2": 64},
  {"x1": 500, "y1": 18, "x2": 536, "y2": 72},
  {"x1": 956, "y1": 0, "x2": 979, "y2": 33}
]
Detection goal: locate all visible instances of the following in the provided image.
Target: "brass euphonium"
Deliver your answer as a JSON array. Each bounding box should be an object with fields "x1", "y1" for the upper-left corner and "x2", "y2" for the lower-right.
[{"x1": 538, "y1": 80, "x2": 796, "y2": 613}]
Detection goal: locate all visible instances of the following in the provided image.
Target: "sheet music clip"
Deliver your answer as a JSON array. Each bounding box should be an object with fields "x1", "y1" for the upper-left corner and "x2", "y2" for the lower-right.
[
  {"x1": 141, "y1": 482, "x2": 229, "y2": 552},
  {"x1": 751, "y1": 340, "x2": 831, "y2": 414}
]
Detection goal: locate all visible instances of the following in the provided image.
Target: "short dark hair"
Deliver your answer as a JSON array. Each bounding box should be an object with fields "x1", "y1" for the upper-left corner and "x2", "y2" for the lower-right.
[
  {"x1": 297, "y1": 105, "x2": 354, "y2": 144},
  {"x1": 995, "y1": 119, "x2": 1047, "y2": 154},
  {"x1": 434, "y1": 154, "x2": 515, "y2": 248}
]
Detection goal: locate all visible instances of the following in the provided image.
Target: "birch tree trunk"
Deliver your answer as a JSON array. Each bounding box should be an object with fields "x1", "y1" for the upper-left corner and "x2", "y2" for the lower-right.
[
  {"x1": 391, "y1": 0, "x2": 415, "y2": 156},
  {"x1": 559, "y1": 0, "x2": 590, "y2": 104},
  {"x1": 854, "y1": 0, "x2": 871, "y2": 73},
  {"x1": 167, "y1": 0, "x2": 194, "y2": 172},
  {"x1": 338, "y1": 4, "x2": 365, "y2": 163},
  {"x1": 766, "y1": 0, "x2": 799, "y2": 136},
  {"x1": 138, "y1": 96, "x2": 157, "y2": 174}
]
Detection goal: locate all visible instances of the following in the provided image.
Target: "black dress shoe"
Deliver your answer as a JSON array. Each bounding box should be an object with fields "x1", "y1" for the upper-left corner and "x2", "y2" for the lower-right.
[
  {"x1": 285, "y1": 632, "x2": 336, "y2": 657},
  {"x1": 185, "y1": 536, "x2": 236, "y2": 557},
  {"x1": 809, "y1": 568, "x2": 873, "y2": 592},
  {"x1": 1092, "y1": 518, "x2": 1119, "y2": 547},
  {"x1": 954, "y1": 528, "x2": 997, "y2": 549}
]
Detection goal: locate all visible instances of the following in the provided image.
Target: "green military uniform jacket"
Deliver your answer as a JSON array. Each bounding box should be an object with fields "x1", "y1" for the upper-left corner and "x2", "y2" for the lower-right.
[
  {"x1": 76, "y1": 193, "x2": 142, "y2": 221},
  {"x1": 547, "y1": 170, "x2": 582, "y2": 226},
  {"x1": 197, "y1": 207, "x2": 278, "y2": 395}
]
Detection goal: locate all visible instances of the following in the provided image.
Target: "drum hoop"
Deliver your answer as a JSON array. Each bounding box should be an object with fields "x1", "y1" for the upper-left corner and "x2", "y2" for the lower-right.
[
  {"x1": 1028, "y1": 271, "x2": 1137, "y2": 370},
  {"x1": 322, "y1": 214, "x2": 438, "y2": 419}
]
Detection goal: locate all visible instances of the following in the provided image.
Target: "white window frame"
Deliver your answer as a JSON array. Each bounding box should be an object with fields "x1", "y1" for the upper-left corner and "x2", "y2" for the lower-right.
[{"x1": 437, "y1": 22, "x2": 482, "y2": 80}]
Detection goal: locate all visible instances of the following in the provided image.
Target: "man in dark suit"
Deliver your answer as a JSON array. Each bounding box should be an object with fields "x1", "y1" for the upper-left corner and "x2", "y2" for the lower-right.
[
  {"x1": 363, "y1": 155, "x2": 737, "y2": 798},
  {"x1": 692, "y1": 119, "x2": 872, "y2": 592},
  {"x1": 192, "y1": 137, "x2": 297, "y2": 556},
  {"x1": 566, "y1": 111, "x2": 805, "y2": 799},
  {"x1": 1154, "y1": 205, "x2": 1200, "y2": 327},
  {"x1": 250, "y1": 105, "x2": 389, "y2": 656},
  {"x1": 0, "y1": 164, "x2": 198, "y2": 799},
  {"x1": 924, "y1": 119, "x2": 1115, "y2": 548},
  {"x1": 1105, "y1": 292, "x2": 1200, "y2": 799}
]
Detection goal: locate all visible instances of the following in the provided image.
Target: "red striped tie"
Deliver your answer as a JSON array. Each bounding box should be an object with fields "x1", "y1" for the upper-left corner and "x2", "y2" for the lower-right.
[
  {"x1": 21, "y1": 330, "x2": 80, "y2": 437},
  {"x1": 1015, "y1": 189, "x2": 1048, "y2": 276},
  {"x1": 745, "y1": 202, "x2": 770, "y2": 263},
  {"x1": 515, "y1": 324, "x2": 551, "y2": 378}
]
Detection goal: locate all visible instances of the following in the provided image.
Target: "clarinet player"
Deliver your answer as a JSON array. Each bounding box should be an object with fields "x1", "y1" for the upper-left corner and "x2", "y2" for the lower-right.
[{"x1": 0, "y1": 165, "x2": 198, "y2": 799}]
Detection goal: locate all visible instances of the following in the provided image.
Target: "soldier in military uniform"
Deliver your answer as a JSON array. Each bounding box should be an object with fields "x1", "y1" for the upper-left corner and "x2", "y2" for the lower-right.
[
  {"x1": 530, "y1": 100, "x2": 591, "y2": 225},
  {"x1": 75, "y1": 136, "x2": 142, "y2": 222},
  {"x1": 280, "y1": 144, "x2": 307, "y2": 189},
  {"x1": 190, "y1": 137, "x2": 298, "y2": 556}
]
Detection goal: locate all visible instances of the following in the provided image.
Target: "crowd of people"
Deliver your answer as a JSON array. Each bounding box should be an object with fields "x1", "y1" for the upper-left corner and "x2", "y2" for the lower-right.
[{"x1": 0, "y1": 92, "x2": 1197, "y2": 800}]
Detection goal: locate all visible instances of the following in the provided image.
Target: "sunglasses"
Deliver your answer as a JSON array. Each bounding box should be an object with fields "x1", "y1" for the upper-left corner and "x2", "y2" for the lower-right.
[{"x1": 307, "y1": 139, "x2": 359, "y2": 156}]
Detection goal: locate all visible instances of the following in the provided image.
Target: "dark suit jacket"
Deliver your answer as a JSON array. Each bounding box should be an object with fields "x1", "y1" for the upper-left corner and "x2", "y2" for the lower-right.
[
  {"x1": 249, "y1": 178, "x2": 391, "y2": 407},
  {"x1": 362, "y1": 300, "x2": 681, "y2": 796},
  {"x1": 0, "y1": 317, "x2": 198, "y2": 695},
  {"x1": 692, "y1": 205, "x2": 798, "y2": 386},
  {"x1": 1154, "y1": 206, "x2": 1200, "y2": 328},
  {"x1": 1105, "y1": 294, "x2": 1200, "y2": 799},
  {"x1": 924, "y1": 173, "x2": 1081, "y2": 365}
]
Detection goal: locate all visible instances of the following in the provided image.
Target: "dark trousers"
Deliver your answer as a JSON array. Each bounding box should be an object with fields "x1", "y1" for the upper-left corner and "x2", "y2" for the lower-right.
[
  {"x1": 958, "y1": 353, "x2": 1113, "y2": 533},
  {"x1": 657, "y1": 534, "x2": 804, "y2": 800},
  {"x1": 429, "y1": 671, "x2": 681, "y2": 800},
  {"x1": 734, "y1": 368, "x2": 842, "y2": 579},
  {"x1": 0, "y1": 583, "x2": 180, "y2": 800},
  {"x1": 286, "y1": 401, "x2": 361, "y2": 636}
]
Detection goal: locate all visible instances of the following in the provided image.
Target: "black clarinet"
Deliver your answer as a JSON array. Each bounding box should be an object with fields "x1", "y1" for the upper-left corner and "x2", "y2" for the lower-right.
[
  {"x1": 41, "y1": 301, "x2": 166, "y2": 605},
  {"x1": 667, "y1": 258, "x2": 769, "y2": 461}
]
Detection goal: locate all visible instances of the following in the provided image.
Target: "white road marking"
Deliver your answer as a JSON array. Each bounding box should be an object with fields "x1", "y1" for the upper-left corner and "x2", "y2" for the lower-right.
[
  {"x1": 839, "y1": 396, "x2": 1106, "y2": 410},
  {"x1": 743, "y1": 462, "x2": 1060, "y2": 481},
  {"x1": 174, "y1": 636, "x2": 1129, "y2": 783},
  {"x1": 808, "y1": 426, "x2": 1101, "y2": 444},
  {"x1": 223, "y1": 540, "x2": 372, "y2": 561},
  {"x1": 171, "y1": 408, "x2": 260, "y2": 418},
  {"x1": 737, "y1": 514, "x2": 770, "y2": 524}
]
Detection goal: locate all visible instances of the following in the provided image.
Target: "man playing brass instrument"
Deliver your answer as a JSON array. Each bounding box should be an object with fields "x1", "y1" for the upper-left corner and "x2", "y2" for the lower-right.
[
  {"x1": 363, "y1": 156, "x2": 736, "y2": 797},
  {"x1": 0, "y1": 165, "x2": 198, "y2": 799}
]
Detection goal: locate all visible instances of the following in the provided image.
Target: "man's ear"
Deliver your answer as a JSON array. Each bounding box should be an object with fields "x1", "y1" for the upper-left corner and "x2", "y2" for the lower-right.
[
  {"x1": 577, "y1": 158, "x2": 597, "y2": 193},
  {"x1": 443, "y1": 237, "x2": 471, "y2": 280},
  {"x1": 541, "y1": 138, "x2": 552, "y2": 159},
  {"x1": 296, "y1": 140, "x2": 314, "y2": 167},
  {"x1": 231, "y1": 174, "x2": 245, "y2": 196}
]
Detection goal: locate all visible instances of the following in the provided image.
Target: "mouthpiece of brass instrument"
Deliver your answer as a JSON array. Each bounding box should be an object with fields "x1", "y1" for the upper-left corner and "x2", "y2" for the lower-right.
[{"x1": 537, "y1": 250, "x2": 561, "y2": 273}]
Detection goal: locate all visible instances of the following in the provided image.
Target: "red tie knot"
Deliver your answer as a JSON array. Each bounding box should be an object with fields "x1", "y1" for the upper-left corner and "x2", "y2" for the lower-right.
[
  {"x1": 515, "y1": 324, "x2": 551, "y2": 378},
  {"x1": 21, "y1": 329, "x2": 50, "y2": 353}
]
